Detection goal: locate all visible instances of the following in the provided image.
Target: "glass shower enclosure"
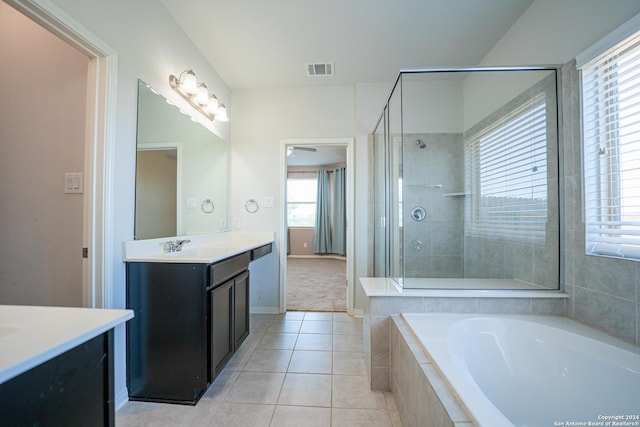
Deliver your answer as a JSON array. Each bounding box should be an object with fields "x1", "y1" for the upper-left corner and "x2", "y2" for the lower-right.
[{"x1": 373, "y1": 67, "x2": 560, "y2": 290}]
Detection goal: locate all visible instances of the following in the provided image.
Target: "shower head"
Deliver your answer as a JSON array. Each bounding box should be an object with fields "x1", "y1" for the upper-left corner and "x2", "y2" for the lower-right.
[{"x1": 416, "y1": 139, "x2": 426, "y2": 149}]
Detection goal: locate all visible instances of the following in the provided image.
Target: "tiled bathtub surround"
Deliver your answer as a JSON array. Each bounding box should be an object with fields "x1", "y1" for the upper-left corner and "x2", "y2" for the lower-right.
[
  {"x1": 389, "y1": 314, "x2": 472, "y2": 427},
  {"x1": 360, "y1": 277, "x2": 567, "y2": 390}
]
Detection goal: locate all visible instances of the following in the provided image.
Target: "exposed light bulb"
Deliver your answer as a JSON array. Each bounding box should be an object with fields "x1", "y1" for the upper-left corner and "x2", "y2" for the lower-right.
[
  {"x1": 205, "y1": 94, "x2": 219, "y2": 115},
  {"x1": 194, "y1": 83, "x2": 209, "y2": 106},
  {"x1": 179, "y1": 70, "x2": 198, "y2": 95},
  {"x1": 215, "y1": 103, "x2": 229, "y2": 122}
]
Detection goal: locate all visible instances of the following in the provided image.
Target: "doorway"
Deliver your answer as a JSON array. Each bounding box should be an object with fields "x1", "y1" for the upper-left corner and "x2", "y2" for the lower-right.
[
  {"x1": 4, "y1": 0, "x2": 117, "y2": 308},
  {"x1": 280, "y1": 138, "x2": 355, "y2": 314}
]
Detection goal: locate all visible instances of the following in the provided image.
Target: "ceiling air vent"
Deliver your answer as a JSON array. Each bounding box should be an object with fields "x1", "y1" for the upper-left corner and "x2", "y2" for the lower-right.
[{"x1": 306, "y1": 62, "x2": 334, "y2": 77}]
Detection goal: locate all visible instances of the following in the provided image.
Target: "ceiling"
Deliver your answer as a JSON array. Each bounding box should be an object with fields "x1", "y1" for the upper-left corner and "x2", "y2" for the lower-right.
[
  {"x1": 160, "y1": 0, "x2": 535, "y2": 90},
  {"x1": 286, "y1": 145, "x2": 347, "y2": 167}
]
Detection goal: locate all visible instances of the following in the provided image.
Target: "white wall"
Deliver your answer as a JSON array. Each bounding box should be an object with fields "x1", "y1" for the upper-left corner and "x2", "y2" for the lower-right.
[
  {"x1": 0, "y1": 2, "x2": 88, "y2": 307},
  {"x1": 481, "y1": 0, "x2": 640, "y2": 66},
  {"x1": 230, "y1": 86, "x2": 355, "y2": 312},
  {"x1": 40, "y1": 0, "x2": 231, "y2": 406}
]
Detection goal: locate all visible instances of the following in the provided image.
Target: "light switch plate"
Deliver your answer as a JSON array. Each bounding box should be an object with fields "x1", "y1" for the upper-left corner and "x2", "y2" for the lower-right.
[
  {"x1": 64, "y1": 172, "x2": 84, "y2": 194},
  {"x1": 264, "y1": 196, "x2": 275, "y2": 208}
]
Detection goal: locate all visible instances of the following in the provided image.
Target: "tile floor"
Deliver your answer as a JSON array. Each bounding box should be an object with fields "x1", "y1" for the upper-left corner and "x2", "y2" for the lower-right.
[{"x1": 116, "y1": 311, "x2": 402, "y2": 427}]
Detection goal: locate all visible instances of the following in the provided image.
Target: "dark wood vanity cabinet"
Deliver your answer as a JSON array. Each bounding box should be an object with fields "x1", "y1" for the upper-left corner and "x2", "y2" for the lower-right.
[
  {"x1": 209, "y1": 270, "x2": 249, "y2": 377},
  {"x1": 0, "y1": 331, "x2": 115, "y2": 427},
  {"x1": 208, "y1": 252, "x2": 251, "y2": 377},
  {"x1": 126, "y1": 249, "x2": 258, "y2": 405}
]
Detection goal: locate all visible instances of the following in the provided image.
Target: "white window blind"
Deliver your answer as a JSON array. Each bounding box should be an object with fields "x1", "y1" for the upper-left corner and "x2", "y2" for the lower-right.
[
  {"x1": 582, "y1": 30, "x2": 640, "y2": 260},
  {"x1": 466, "y1": 94, "x2": 548, "y2": 242}
]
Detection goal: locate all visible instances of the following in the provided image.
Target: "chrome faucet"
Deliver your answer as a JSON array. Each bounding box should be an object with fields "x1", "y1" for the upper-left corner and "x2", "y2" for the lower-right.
[{"x1": 163, "y1": 239, "x2": 191, "y2": 253}]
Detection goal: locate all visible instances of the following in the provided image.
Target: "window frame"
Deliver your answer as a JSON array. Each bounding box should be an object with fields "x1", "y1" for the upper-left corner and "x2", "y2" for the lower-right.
[
  {"x1": 286, "y1": 177, "x2": 317, "y2": 227},
  {"x1": 581, "y1": 29, "x2": 640, "y2": 260}
]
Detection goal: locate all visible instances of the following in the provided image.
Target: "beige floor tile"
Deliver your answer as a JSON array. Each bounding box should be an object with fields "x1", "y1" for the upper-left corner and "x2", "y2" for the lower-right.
[
  {"x1": 304, "y1": 312, "x2": 334, "y2": 321},
  {"x1": 200, "y1": 368, "x2": 241, "y2": 402},
  {"x1": 258, "y1": 333, "x2": 299, "y2": 350},
  {"x1": 269, "y1": 405, "x2": 331, "y2": 427},
  {"x1": 294, "y1": 333, "x2": 332, "y2": 351},
  {"x1": 332, "y1": 375, "x2": 387, "y2": 409},
  {"x1": 117, "y1": 313, "x2": 397, "y2": 427},
  {"x1": 333, "y1": 351, "x2": 367, "y2": 375},
  {"x1": 282, "y1": 311, "x2": 306, "y2": 320},
  {"x1": 331, "y1": 408, "x2": 394, "y2": 427},
  {"x1": 250, "y1": 316, "x2": 274, "y2": 332},
  {"x1": 288, "y1": 350, "x2": 332, "y2": 374},
  {"x1": 333, "y1": 312, "x2": 359, "y2": 322},
  {"x1": 116, "y1": 401, "x2": 208, "y2": 427},
  {"x1": 224, "y1": 371, "x2": 285, "y2": 404},
  {"x1": 300, "y1": 320, "x2": 333, "y2": 334},
  {"x1": 266, "y1": 320, "x2": 302, "y2": 333},
  {"x1": 333, "y1": 320, "x2": 363, "y2": 335},
  {"x1": 277, "y1": 373, "x2": 332, "y2": 407},
  {"x1": 244, "y1": 349, "x2": 293, "y2": 372},
  {"x1": 207, "y1": 402, "x2": 275, "y2": 427},
  {"x1": 333, "y1": 334, "x2": 364, "y2": 352}
]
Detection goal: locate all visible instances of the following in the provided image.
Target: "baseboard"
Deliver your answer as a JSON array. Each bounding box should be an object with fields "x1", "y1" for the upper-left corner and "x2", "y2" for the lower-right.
[
  {"x1": 250, "y1": 306, "x2": 280, "y2": 314},
  {"x1": 115, "y1": 387, "x2": 129, "y2": 411},
  {"x1": 287, "y1": 255, "x2": 346, "y2": 261}
]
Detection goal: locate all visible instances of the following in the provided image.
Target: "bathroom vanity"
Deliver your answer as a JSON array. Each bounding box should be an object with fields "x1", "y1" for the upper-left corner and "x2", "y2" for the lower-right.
[
  {"x1": 0, "y1": 305, "x2": 133, "y2": 426},
  {"x1": 123, "y1": 232, "x2": 273, "y2": 405}
]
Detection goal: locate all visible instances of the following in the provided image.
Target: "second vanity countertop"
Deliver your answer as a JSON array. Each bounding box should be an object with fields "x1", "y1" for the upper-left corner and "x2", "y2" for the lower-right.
[
  {"x1": 123, "y1": 231, "x2": 274, "y2": 264},
  {"x1": 0, "y1": 305, "x2": 133, "y2": 384}
]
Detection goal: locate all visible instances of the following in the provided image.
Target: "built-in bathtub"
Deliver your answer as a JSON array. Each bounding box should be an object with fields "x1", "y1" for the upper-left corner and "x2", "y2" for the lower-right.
[{"x1": 391, "y1": 313, "x2": 640, "y2": 427}]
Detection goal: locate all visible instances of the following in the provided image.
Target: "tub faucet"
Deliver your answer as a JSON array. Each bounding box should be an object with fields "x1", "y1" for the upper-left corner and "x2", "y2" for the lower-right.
[{"x1": 163, "y1": 239, "x2": 191, "y2": 253}]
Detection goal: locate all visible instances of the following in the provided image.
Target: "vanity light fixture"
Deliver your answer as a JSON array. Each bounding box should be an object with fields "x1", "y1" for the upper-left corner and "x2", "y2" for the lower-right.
[{"x1": 169, "y1": 69, "x2": 229, "y2": 122}]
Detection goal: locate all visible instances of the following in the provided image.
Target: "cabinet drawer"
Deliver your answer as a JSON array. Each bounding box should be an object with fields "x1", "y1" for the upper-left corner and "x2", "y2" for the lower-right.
[
  {"x1": 251, "y1": 243, "x2": 272, "y2": 261},
  {"x1": 209, "y1": 251, "x2": 250, "y2": 287}
]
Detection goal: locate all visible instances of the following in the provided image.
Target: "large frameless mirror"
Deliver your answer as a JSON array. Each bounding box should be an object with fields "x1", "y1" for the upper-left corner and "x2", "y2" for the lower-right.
[{"x1": 135, "y1": 80, "x2": 228, "y2": 240}]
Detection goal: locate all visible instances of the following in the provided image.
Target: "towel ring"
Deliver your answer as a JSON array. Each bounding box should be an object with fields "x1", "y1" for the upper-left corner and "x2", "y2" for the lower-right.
[
  {"x1": 201, "y1": 198, "x2": 214, "y2": 214},
  {"x1": 245, "y1": 198, "x2": 259, "y2": 214}
]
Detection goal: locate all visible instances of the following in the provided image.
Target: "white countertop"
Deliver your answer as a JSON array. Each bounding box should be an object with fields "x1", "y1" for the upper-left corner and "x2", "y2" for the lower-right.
[
  {"x1": 359, "y1": 277, "x2": 569, "y2": 298},
  {"x1": 0, "y1": 305, "x2": 133, "y2": 384},
  {"x1": 123, "y1": 231, "x2": 274, "y2": 263}
]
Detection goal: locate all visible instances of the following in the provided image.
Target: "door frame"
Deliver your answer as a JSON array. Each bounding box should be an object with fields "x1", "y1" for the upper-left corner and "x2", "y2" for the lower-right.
[
  {"x1": 279, "y1": 138, "x2": 355, "y2": 315},
  {"x1": 7, "y1": 0, "x2": 118, "y2": 308}
]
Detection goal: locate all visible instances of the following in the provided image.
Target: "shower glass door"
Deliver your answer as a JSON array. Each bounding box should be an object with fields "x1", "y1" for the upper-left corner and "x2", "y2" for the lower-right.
[{"x1": 373, "y1": 67, "x2": 561, "y2": 291}]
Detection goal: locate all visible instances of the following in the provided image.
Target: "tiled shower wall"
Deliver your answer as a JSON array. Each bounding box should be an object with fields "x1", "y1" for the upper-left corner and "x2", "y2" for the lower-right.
[
  {"x1": 402, "y1": 133, "x2": 464, "y2": 278},
  {"x1": 462, "y1": 74, "x2": 560, "y2": 289},
  {"x1": 562, "y1": 60, "x2": 640, "y2": 346}
]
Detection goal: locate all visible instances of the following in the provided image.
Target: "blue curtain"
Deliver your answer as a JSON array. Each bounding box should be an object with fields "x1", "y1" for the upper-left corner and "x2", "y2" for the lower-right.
[
  {"x1": 332, "y1": 167, "x2": 346, "y2": 255},
  {"x1": 313, "y1": 170, "x2": 332, "y2": 253}
]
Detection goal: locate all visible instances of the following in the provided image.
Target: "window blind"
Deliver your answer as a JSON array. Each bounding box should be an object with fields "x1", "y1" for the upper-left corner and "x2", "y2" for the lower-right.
[
  {"x1": 582, "y1": 30, "x2": 640, "y2": 260},
  {"x1": 466, "y1": 93, "x2": 548, "y2": 242}
]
